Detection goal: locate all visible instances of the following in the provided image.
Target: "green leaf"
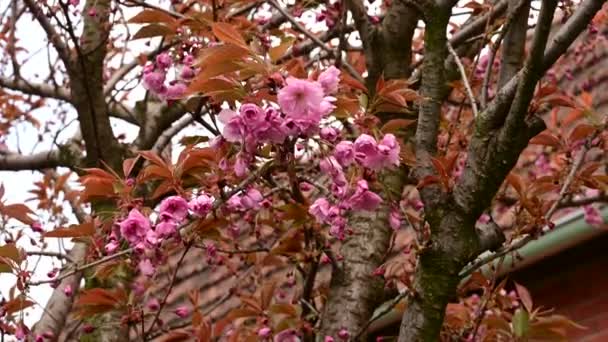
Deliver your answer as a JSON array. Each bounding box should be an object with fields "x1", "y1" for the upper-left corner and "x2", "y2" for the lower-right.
[{"x1": 512, "y1": 308, "x2": 530, "y2": 338}]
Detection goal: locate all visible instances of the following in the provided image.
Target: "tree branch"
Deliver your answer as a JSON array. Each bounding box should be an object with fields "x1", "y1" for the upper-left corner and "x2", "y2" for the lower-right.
[
  {"x1": 0, "y1": 77, "x2": 70, "y2": 101},
  {"x1": 447, "y1": 42, "x2": 479, "y2": 118},
  {"x1": 497, "y1": 0, "x2": 531, "y2": 88},
  {"x1": 22, "y1": 0, "x2": 71, "y2": 66},
  {"x1": 0, "y1": 150, "x2": 69, "y2": 171}
]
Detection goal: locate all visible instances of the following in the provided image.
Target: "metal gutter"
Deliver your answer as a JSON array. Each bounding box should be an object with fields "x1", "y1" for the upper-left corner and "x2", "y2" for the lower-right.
[{"x1": 367, "y1": 206, "x2": 608, "y2": 334}]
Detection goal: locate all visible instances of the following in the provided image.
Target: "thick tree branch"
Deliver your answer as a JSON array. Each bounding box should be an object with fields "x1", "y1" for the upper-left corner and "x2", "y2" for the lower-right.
[
  {"x1": 345, "y1": 0, "x2": 372, "y2": 41},
  {"x1": 501, "y1": 0, "x2": 558, "y2": 136},
  {"x1": 0, "y1": 77, "x2": 70, "y2": 101},
  {"x1": 0, "y1": 150, "x2": 69, "y2": 171},
  {"x1": 397, "y1": 5, "x2": 484, "y2": 342},
  {"x1": 0, "y1": 77, "x2": 136, "y2": 124},
  {"x1": 497, "y1": 0, "x2": 531, "y2": 88}
]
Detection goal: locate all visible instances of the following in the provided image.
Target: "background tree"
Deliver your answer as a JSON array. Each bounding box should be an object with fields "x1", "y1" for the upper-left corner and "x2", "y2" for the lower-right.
[{"x1": 0, "y1": 0, "x2": 606, "y2": 341}]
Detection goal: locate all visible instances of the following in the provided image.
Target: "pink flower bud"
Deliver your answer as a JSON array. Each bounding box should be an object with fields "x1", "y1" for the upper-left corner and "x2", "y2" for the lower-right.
[
  {"x1": 174, "y1": 306, "x2": 189, "y2": 318},
  {"x1": 258, "y1": 327, "x2": 272, "y2": 338},
  {"x1": 64, "y1": 285, "x2": 73, "y2": 297}
]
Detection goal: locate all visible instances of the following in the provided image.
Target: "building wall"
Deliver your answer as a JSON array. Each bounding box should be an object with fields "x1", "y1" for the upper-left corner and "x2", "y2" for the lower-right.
[{"x1": 511, "y1": 233, "x2": 608, "y2": 341}]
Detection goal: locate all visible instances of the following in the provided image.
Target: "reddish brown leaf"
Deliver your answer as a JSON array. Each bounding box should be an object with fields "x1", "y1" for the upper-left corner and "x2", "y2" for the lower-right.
[
  {"x1": 139, "y1": 151, "x2": 168, "y2": 168},
  {"x1": 3, "y1": 296, "x2": 34, "y2": 315},
  {"x1": 211, "y1": 22, "x2": 247, "y2": 48},
  {"x1": 381, "y1": 119, "x2": 417, "y2": 134},
  {"x1": 122, "y1": 156, "x2": 139, "y2": 179},
  {"x1": 506, "y1": 173, "x2": 525, "y2": 197},
  {"x1": 269, "y1": 37, "x2": 295, "y2": 62},
  {"x1": 44, "y1": 221, "x2": 95, "y2": 238},
  {"x1": 0, "y1": 244, "x2": 22, "y2": 264},
  {"x1": 568, "y1": 123, "x2": 596, "y2": 144},
  {"x1": 514, "y1": 282, "x2": 533, "y2": 312},
  {"x1": 160, "y1": 331, "x2": 192, "y2": 342},
  {"x1": 1, "y1": 203, "x2": 36, "y2": 225},
  {"x1": 132, "y1": 24, "x2": 175, "y2": 40},
  {"x1": 128, "y1": 9, "x2": 176, "y2": 25},
  {"x1": 260, "y1": 280, "x2": 277, "y2": 310},
  {"x1": 529, "y1": 131, "x2": 562, "y2": 147}
]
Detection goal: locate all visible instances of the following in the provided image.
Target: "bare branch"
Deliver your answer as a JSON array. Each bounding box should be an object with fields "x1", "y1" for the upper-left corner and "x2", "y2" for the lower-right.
[
  {"x1": 450, "y1": 0, "x2": 509, "y2": 46},
  {"x1": 151, "y1": 114, "x2": 196, "y2": 154},
  {"x1": 447, "y1": 42, "x2": 479, "y2": 118}
]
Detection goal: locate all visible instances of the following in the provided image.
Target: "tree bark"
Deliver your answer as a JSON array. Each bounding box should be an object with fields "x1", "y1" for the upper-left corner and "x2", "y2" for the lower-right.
[{"x1": 31, "y1": 243, "x2": 87, "y2": 339}]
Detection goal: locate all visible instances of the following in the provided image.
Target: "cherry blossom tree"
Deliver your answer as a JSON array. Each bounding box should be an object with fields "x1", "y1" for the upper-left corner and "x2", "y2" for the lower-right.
[{"x1": 0, "y1": 0, "x2": 607, "y2": 341}]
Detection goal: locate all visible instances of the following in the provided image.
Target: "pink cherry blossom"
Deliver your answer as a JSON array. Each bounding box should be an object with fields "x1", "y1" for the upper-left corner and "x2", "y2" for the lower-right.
[
  {"x1": 159, "y1": 196, "x2": 189, "y2": 222},
  {"x1": 105, "y1": 240, "x2": 119, "y2": 254},
  {"x1": 309, "y1": 197, "x2": 331, "y2": 222},
  {"x1": 241, "y1": 188, "x2": 264, "y2": 210},
  {"x1": 240, "y1": 103, "x2": 265, "y2": 126},
  {"x1": 389, "y1": 207, "x2": 402, "y2": 230},
  {"x1": 334, "y1": 141, "x2": 355, "y2": 166},
  {"x1": 164, "y1": 82, "x2": 187, "y2": 100},
  {"x1": 183, "y1": 54, "x2": 194, "y2": 65},
  {"x1": 234, "y1": 152, "x2": 250, "y2": 177},
  {"x1": 155, "y1": 53, "x2": 173, "y2": 69},
  {"x1": 320, "y1": 126, "x2": 340, "y2": 142},
  {"x1": 155, "y1": 219, "x2": 177, "y2": 238},
  {"x1": 120, "y1": 209, "x2": 151, "y2": 245},
  {"x1": 31, "y1": 221, "x2": 44, "y2": 233},
  {"x1": 337, "y1": 328, "x2": 350, "y2": 340},
  {"x1": 180, "y1": 66, "x2": 195, "y2": 80},
  {"x1": 139, "y1": 259, "x2": 155, "y2": 277},
  {"x1": 354, "y1": 134, "x2": 400, "y2": 170},
  {"x1": 142, "y1": 70, "x2": 166, "y2": 93},
  {"x1": 188, "y1": 193, "x2": 214, "y2": 217},
  {"x1": 378, "y1": 134, "x2": 400, "y2": 167},
  {"x1": 278, "y1": 77, "x2": 325, "y2": 119},
  {"x1": 354, "y1": 134, "x2": 381, "y2": 168},
  {"x1": 348, "y1": 180, "x2": 382, "y2": 211},
  {"x1": 218, "y1": 109, "x2": 245, "y2": 142},
  {"x1": 318, "y1": 66, "x2": 341, "y2": 95}
]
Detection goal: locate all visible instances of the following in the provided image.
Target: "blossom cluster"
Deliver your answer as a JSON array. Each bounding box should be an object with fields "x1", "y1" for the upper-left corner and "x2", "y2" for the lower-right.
[
  {"x1": 215, "y1": 66, "x2": 403, "y2": 240},
  {"x1": 109, "y1": 193, "x2": 213, "y2": 278},
  {"x1": 219, "y1": 66, "x2": 339, "y2": 143},
  {"x1": 218, "y1": 66, "x2": 340, "y2": 178},
  {"x1": 142, "y1": 52, "x2": 195, "y2": 100},
  {"x1": 309, "y1": 133, "x2": 401, "y2": 239}
]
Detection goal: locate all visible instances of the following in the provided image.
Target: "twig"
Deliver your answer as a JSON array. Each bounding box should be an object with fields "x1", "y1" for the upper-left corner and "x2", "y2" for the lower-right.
[
  {"x1": 28, "y1": 249, "x2": 131, "y2": 286},
  {"x1": 27, "y1": 251, "x2": 73, "y2": 263},
  {"x1": 144, "y1": 244, "x2": 191, "y2": 339},
  {"x1": 268, "y1": 0, "x2": 364, "y2": 84},
  {"x1": 354, "y1": 290, "x2": 409, "y2": 339},
  {"x1": 447, "y1": 42, "x2": 479, "y2": 118}
]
